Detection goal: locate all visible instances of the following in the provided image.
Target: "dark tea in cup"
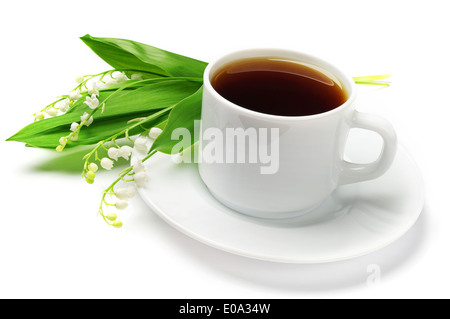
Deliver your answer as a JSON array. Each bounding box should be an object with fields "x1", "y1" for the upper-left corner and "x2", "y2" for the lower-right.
[{"x1": 211, "y1": 57, "x2": 348, "y2": 116}]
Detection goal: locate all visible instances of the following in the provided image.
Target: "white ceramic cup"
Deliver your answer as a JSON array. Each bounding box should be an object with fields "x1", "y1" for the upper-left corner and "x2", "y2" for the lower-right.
[{"x1": 198, "y1": 49, "x2": 397, "y2": 219}]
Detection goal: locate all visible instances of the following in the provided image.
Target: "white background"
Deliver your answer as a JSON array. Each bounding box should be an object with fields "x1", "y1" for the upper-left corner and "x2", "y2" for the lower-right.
[{"x1": 0, "y1": 0, "x2": 448, "y2": 298}]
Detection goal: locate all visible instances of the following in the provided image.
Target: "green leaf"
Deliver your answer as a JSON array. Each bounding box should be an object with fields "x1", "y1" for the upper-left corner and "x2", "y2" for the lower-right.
[
  {"x1": 151, "y1": 86, "x2": 203, "y2": 154},
  {"x1": 7, "y1": 79, "x2": 202, "y2": 148},
  {"x1": 80, "y1": 34, "x2": 208, "y2": 78}
]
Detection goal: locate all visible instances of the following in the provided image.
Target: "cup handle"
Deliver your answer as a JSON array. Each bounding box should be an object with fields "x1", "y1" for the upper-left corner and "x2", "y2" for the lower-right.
[{"x1": 339, "y1": 110, "x2": 397, "y2": 185}]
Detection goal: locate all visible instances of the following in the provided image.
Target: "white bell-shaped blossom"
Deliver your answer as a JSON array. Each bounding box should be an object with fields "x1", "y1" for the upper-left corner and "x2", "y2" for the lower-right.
[
  {"x1": 70, "y1": 122, "x2": 79, "y2": 132},
  {"x1": 88, "y1": 81, "x2": 100, "y2": 96},
  {"x1": 101, "y1": 157, "x2": 114, "y2": 170},
  {"x1": 134, "y1": 136, "x2": 148, "y2": 154},
  {"x1": 70, "y1": 133, "x2": 79, "y2": 142},
  {"x1": 80, "y1": 112, "x2": 94, "y2": 126},
  {"x1": 104, "y1": 78, "x2": 118, "y2": 88},
  {"x1": 69, "y1": 90, "x2": 82, "y2": 101},
  {"x1": 118, "y1": 145, "x2": 133, "y2": 160},
  {"x1": 114, "y1": 72, "x2": 128, "y2": 83},
  {"x1": 134, "y1": 172, "x2": 148, "y2": 187},
  {"x1": 133, "y1": 160, "x2": 147, "y2": 174},
  {"x1": 59, "y1": 99, "x2": 70, "y2": 113},
  {"x1": 149, "y1": 127, "x2": 163, "y2": 139},
  {"x1": 84, "y1": 94, "x2": 99, "y2": 109},
  {"x1": 115, "y1": 185, "x2": 137, "y2": 200},
  {"x1": 107, "y1": 147, "x2": 120, "y2": 161},
  {"x1": 59, "y1": 136, "x2": 68, "y2": 146},
  {"x1": 47, "y1": 108, "x2": 58, "y2": 117}
]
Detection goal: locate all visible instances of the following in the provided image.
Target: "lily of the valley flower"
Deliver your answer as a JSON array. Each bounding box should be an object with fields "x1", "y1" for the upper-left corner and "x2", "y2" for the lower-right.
[
  {"x1": 88, "y1": 81, "x2": 100, "y2": 96},
  {"x1": 70, "y1": 133, "x2": 79, "y2": 142},
  {"x1": 88, "y1": 163, "x2": 98, "y2": 172},
  {"x1": 101, "y1": 157, "x2": 114, "y2": 170},
  {"x1": 80, "y1": 112, "x2": 94, "y2": 126},
  {"x1": 114, "y1": 72, "x2": 128, "y2": 83},
  {"x1": 47, "y1": 108, "x2": 58, "y2": 117},
  {"x1": 84, "y1": 94, "x2": 99, "y2": 109},
  {"x1": 35, "y1": 112, "x2": 45, "y2": 121},
  {"x1": 107, "y1": 147, "x2": 120, "y2": 161},
  {"x1": 118, "y1": 145, "x2": 133, "y2": 160},
  {"x1": 115, "y1": 200, "x2": 128, "y2": 210},
  {"x1": 70, "y1": 122, "x2": 79, "y2": 132},
  {"x1": 75, "y1": 75, "x2": 85, "y2": 84},
  {"x1": 59, "y1": 137, "x2": 68, "y2": 146},
  {"x1": 112, "y1": 220, "x2": 123, "y2": 228},
  {"x1": 134, "y1": 172, "x2": 148, "y2": 187},
  {"x1": 149, "y1": 127, "x2": 163, "y2": 139},
  {"x1": 134, "y1": 136, "x2": 148, "y2": 154},
  {"x1": 59, "y1": 99, "x2": 70, "y2": 113},
  {"x1": 106, "y1": 213, "x2": 117, "y2": 222},
  {"x1": 104, "y1": 78, "x2": 118, "y2": 88},
  {"x1": 69, "y1": 90, "x2": 82, "y2": 101},
  {"x1": 115, "y1": 185, "x2": 136, "y2": 200},
  {"x1": 133, "y1": 160, "x2": 147, "y2": 174}
]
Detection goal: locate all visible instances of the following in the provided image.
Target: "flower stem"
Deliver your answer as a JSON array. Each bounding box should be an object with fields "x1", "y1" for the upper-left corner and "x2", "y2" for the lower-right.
[{"x1": 98, "y1": 150, "x2": 157, "y2": 225}]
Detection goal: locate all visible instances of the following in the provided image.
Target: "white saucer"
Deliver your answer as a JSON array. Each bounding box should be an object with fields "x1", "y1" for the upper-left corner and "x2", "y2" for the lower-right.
[{"x1": 132, "y1": 131, "x2": 424, "y2": 263}]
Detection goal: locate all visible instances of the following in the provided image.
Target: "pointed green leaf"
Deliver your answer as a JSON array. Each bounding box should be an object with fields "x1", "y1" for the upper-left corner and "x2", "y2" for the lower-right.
[
  {"x1": 151, "y1": 86, "x2": 202, "y2": 154},
  {"x1": 80, "y1": 34, "x2": 208, "y2": 78},
  {"x1": 7, "y1": 80, "x2": 202, "y2": 148}
]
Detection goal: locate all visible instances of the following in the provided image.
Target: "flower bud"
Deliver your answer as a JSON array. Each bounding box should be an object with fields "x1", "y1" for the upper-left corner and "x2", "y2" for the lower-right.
[
  {"x1": 131, "y1": 73, "x2": 143, "y2": 81},
  {"x1": 116, "y1": 200, "x2": 128, "y2": 210},
  {"x1": 88, "y1": 163, "x2": 98, "y2": 173},
  {"x1": 112, "y1": 220, "x2": 123, "y2": 228},
  {"x1": 75, "y1": 75, "x2": 85, "y2": 84},
  {"x1": 35, "y1": 112, "x2": 45, "y2": 121},
  {"x1": 86, "y1": 171, "x2": 96, "y2": 179},
  {"x1": 59, "y1": 137, "x2": 68, "y2": 146},
  {"x1": 115, "y1": 188, "x2": 129, "y2": 200},
  {"x1": 56, "y1": 145, "x2": 64, "y2": 152},
  {"x1": 106, "y1": 213, "x2": 117, "y2": 222},
  {"x1": 85, "y1": 177, "x2": 94, "y2": 184},
  {"x1": 115, "y1": 185, "x2": 137, "y2": 200},
  {"x1": 70, "y1": 133, "x2": 79, "y2": 142}
]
